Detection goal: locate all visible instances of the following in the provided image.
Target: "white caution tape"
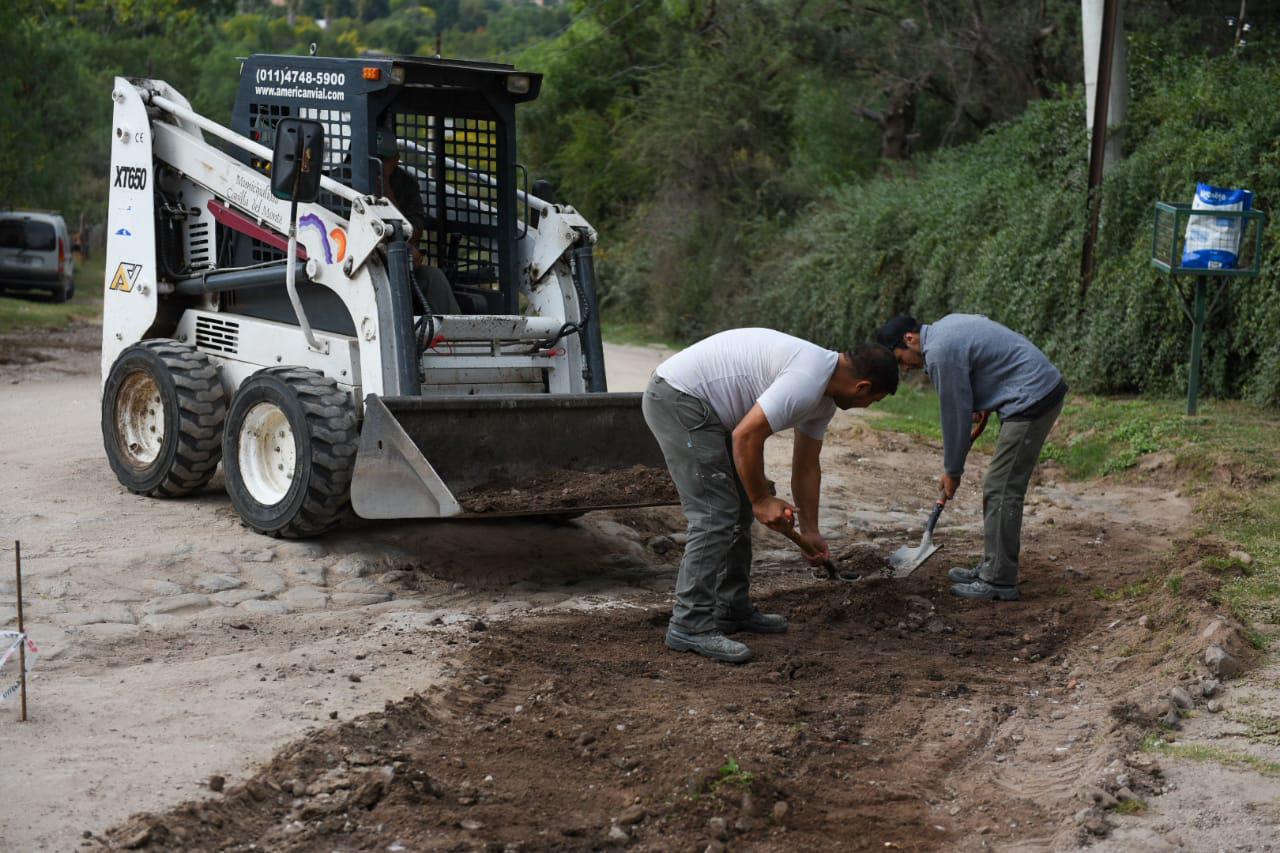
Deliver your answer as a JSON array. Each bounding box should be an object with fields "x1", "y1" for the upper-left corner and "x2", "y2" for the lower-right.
[{"x1": 0, "y1": 630, "x2": 39, "y2": 702}]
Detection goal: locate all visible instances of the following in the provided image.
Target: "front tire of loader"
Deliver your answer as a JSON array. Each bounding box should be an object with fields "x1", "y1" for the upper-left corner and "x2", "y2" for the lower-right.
[
  {"x1": 102, "y1": 340, "x2": 227, "y2": 496},
  {"x1": 222, "y1": 368, "x2": 357, "y2": 538}
]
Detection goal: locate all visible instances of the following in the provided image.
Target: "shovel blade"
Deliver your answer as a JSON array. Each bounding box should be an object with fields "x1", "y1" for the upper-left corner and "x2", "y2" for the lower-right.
[{"x1": 886, "y1": 542, "x2": 941, "y2": 579}]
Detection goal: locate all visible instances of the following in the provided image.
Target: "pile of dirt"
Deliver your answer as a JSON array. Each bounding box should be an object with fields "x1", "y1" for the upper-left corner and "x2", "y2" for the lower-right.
[
  {"x1": 107, "y1": 519, "x2": 1168, "y2": 851},
  {"x1": 459, "y1": 464, "x2": 678, "y2": 514},
  {"x1": 1087, "y1": 534, "x2": 1261, "y2": 714}
]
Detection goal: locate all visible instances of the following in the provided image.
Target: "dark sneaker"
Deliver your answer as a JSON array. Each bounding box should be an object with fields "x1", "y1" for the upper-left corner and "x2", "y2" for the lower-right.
[
  {"x1": 665, "y1": 626, "x2": 753, "y2": 663},
  {"x1": 947, "y1": 560, "x2": 990, "y2": 583},
  {"x1": 716, "y1": 609, "x2": 789, "y2": 635},
  {"x1": 950, "y1": 579, "x2": 1020, "y2": 601}
]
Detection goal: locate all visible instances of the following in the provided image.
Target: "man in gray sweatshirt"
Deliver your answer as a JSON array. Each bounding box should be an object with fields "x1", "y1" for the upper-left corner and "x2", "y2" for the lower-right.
[{"x1": 876, "y1": 314, "x2": 1067, "y2": 601}]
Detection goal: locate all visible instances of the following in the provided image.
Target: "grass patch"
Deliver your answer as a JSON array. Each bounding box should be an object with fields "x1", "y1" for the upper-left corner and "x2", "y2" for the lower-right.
[
  {"x1": 1228, "y1": 711, "x2": 1280, "y2": 746},
  {"x1": 1141, "y1": 733, "x2": 1280, "y2": 776},
  {"x1": 600, "y1": 320, "x2": 679, "y2": 349},
  {"x1": 0, "y1": 261, "x2": 103, "y2": 333},
  {"x1": 865, "y1": 386, "x2": 1201, "y2": 476},
  {"x1": 1092, "y1": 581, "x2": 1152, "y2": 602},
  {"x1": 1113, "y1": 798, "x2": 1147, "y2": 815},
  {"x1": 712, "y1": 757, "x2": 755, "y2": 791},
  {"x1": 1200, "y1": 485, "x2": 1280, "y2": 651}
]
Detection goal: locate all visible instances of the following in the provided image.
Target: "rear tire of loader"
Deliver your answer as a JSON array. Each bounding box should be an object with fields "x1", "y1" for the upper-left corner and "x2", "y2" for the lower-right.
[
  {"x1": 102, "y1": 340, "x2": 227, "y2": 496},
  {"x1": 222, "y1": 367, "x2": 357, "y2": 538}
]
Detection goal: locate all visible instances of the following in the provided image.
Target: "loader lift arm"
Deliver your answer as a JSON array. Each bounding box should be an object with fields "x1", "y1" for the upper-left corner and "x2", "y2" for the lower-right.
[{"x1": 100, "y1": 55, "x2": 674, "y2": 534}]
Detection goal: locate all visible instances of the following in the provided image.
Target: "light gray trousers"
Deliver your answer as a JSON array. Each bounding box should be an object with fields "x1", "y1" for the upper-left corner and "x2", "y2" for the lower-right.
[
  {"x1": 979, "y1": 398, "x2": 1064, "y2": 587},
  {"x1": 642, "y1": 376, "x2": 753, "y2": 633}
]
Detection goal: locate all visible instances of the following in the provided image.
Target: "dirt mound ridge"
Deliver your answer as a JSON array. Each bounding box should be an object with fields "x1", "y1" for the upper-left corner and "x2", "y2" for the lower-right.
[{"x1": 108, "y1": 522, "x2": 1185, "y2": 851}]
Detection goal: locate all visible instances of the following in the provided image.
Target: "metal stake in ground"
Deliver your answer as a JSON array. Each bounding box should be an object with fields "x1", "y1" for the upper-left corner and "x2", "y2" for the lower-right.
[
  {"x1": 1186, "y1": 276, "x2": 1208, "y2": 415},
  {"x1": 15, "y1": 540, "x2": 27, "y2": 722}
]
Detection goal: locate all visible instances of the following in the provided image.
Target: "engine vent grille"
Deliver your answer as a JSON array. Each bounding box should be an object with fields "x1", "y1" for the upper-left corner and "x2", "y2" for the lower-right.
[
  {"x1": 187, "y1": 220, "x2": 211, "y2": 270},
  {"x1": 195, "y1": 316, "x2": 239, "y2": 355}
]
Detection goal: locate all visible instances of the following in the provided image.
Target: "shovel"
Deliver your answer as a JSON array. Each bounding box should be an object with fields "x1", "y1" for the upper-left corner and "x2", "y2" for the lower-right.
[
  {"x1": 886, "y1": 496, "x2": 947, "y2": 578},
  {"x1": 886, "y1": 411, "x2": 991, "y2": 579}
]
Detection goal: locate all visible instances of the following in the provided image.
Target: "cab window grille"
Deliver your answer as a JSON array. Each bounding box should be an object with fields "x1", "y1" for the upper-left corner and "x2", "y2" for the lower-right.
[
  {"x1": 301, "y1": 106, "x2": 354, "y2": 220},
  {"x1": 393, "y1": 111, "x2": 501, "y2": 291}
]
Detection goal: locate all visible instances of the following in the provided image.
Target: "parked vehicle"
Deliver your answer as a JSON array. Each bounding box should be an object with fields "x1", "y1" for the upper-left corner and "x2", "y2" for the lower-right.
[{"x1": 0, "y1": 211, "x2": 76, "y2": 301}]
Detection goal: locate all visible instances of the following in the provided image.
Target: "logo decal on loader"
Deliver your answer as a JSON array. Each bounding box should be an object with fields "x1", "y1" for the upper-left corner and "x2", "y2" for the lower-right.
[
  {"x1": 114, "y1": 165, "x2": 148, "y2": 191},
  {"x1": 109, "y1": 262, "x2": 143, "y2": 293},
  {"x1": 330, "y1": 227, "x2": 347, "y2": 262},
  {"x1": 299, "y1": 213, "x2": 333, "y2": 264}
]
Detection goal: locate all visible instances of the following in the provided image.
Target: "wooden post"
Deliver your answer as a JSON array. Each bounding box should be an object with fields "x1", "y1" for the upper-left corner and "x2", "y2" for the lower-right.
[{"x1": 15, "y1": 540, "x2": 27, "y2": 722}]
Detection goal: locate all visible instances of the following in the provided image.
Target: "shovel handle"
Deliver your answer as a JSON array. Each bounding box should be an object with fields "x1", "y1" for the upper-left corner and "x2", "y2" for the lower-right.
[
  {"x1": 780, "y1": 525, "x2": 839, "y2": 570},
  {"x1": 780, "y1": 525, "x2": 818, "y2": 557},
  {"x1": 924, "y1": 499, "x2": 946, "y2": 536}
]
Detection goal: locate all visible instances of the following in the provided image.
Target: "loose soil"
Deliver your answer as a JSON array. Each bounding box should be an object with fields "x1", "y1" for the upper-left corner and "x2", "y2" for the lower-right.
[
  {"x1": 459, "y1": 464, "x2": 678, "y2": 514},
  {"x1": 4, "y1": 325, "x2": 1258, "y2": 851},
  {"x1": 107, "y1": 516, "x2": 1193, "y2": 852}
]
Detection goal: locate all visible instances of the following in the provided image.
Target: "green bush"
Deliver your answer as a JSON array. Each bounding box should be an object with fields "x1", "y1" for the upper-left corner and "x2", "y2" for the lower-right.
[{"x1": 749, "y1": 53, "x2": 1280, "y2": 405}]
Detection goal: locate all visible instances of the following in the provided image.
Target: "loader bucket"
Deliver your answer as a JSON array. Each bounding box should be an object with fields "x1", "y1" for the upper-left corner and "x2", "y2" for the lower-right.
[{"x1": 350, "y1": 393, "x2": 679, "y2": 519}]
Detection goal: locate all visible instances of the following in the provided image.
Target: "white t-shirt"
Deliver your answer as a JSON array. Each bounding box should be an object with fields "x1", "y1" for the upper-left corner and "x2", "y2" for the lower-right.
[{"x1": 654, "y1": 328, "x2": 839, "y2": 439}]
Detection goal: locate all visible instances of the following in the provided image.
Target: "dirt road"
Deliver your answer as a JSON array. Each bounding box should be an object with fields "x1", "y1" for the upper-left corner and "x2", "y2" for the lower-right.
[
  {"x1": 0, "y1": 334, "x2": 678, "y2": 849},
  {"x1": 0, "y1": 326, "x2": 1255, "y2": 851}
]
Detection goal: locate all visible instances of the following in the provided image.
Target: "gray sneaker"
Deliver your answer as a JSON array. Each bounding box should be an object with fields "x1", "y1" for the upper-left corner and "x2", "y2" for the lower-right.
[
  {"x1": 716, "y1": 609, "x2": 789, "y2": 635},
  {"x1": 950, "y1": 578, "x2": 1020, "y2": 601},
  {"x1": 947, "y1": 561, "x2": 989, "y2": 583},
  {"x1": 665, "y1": 626, "x2": 753, "y2": 663}
]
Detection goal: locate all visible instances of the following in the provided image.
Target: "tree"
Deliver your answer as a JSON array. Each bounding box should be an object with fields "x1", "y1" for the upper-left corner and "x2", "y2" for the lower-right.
[{"x1": 790, "y1": 1, "x2": 1080, "y2": 160}]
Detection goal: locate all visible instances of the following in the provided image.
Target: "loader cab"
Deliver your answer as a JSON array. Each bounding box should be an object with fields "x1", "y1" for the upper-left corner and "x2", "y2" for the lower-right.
[{"x1": 225, "y1": 54, "x2": 540, "y2": 332}]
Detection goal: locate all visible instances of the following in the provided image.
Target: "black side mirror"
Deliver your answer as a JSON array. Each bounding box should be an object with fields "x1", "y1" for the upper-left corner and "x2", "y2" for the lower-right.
[{"x1": 271, "y1": 119, "x2": 326, "y2": 203}]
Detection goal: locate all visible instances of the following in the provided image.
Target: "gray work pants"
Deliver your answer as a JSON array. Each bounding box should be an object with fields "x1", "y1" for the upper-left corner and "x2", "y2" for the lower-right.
[
  {"x1": 642, "y1": 376, "x2": 753, "y2": 634},
  {"x1": 979, "y1": 398, "x2": 1064, "y2": 587}
]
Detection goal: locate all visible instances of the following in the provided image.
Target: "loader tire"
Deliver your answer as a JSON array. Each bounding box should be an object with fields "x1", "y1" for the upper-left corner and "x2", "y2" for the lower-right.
[
  {"x1": 223, "y1": 367, "x2": 357, "y2": 538},
  {"x1": 102, "y1": 340, "x2": 227, "y2": 497}
]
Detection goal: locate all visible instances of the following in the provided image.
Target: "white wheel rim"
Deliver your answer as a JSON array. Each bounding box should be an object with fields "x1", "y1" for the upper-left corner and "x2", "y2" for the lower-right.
[
  {"x1": 238, "y1": 401, "x2": 297, "y2": 506},
  {"x1": 115, "y1": 371, "x2": 165, "y2": 468}
]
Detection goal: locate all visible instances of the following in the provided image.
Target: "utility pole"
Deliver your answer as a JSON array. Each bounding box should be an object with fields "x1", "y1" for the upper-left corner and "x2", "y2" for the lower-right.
[
  {"x1": 1081, "y1": 0, "x2": 1128, "y2": 173},
  {"x1": 1080, "y1": 0, "x2": 1127, "y2": 297}
]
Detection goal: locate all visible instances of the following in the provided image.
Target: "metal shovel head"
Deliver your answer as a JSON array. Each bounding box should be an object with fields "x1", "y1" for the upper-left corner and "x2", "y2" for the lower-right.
[{"x1": 887, "y1": 540, "x2": 940, "y2": 579}]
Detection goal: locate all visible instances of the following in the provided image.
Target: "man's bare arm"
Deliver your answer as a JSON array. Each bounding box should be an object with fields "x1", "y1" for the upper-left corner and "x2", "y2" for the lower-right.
[
  {"x1": 791, "y1": 431, "x2": 823, "y2": 531},
  {"x1": 731, "y1": 405, "x2": 794, "y2": 531},
  {"x1": 791, "y1": 431, "x2": 829, "y2": 564}
]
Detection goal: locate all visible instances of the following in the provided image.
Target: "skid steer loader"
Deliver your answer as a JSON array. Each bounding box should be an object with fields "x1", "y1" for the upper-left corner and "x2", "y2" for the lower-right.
[{"x1": 100, "y1": 53, "x2": 674, "y2": 537}]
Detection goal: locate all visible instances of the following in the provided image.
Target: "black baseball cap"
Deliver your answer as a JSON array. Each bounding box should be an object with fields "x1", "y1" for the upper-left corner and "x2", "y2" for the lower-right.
[{"x1": 875, "y1": 314, "x2": 920, "y2": 351}]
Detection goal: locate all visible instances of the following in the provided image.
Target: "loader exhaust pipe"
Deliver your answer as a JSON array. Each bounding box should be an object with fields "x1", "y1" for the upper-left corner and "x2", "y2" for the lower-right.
[
  {"x1": 381, "y1": 227, "x2": 422, "y2": 396},
  {"x1": 572, "y1": 240, "x2": 608, "y2": 393}
]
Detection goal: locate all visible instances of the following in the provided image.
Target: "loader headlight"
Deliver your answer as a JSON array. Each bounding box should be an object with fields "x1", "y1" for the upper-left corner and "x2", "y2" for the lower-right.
[{"x1": 505, "y1": 74, "x2": 531, "y2": 95}]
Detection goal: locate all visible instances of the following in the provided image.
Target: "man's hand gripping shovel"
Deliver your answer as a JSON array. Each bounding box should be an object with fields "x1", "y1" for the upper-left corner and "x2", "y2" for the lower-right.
[
  {"x1": 777, "y1": 510, "x2": 861, "y2": 583},
  {"x1": 886, "y1": 411, "x2": 991, "y2": 579}
]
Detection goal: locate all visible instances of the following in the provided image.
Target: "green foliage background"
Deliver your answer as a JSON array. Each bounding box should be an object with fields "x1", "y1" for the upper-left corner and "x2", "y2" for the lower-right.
[
  {"x1": 756, "y1": 55, "x2": 1280, "y2": 405},
  {"x1": 4, "y1": 0, "x2": 1279, "y2": 404}
]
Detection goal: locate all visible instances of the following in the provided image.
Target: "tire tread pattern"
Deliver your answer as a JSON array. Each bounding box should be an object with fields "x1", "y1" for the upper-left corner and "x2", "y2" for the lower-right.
[
  {"x1": 258, "y1": 367, "x2": 357, "y2": 538},
  {"x1": 134, "y1": 339, "x2": 226, "y2": 498}
]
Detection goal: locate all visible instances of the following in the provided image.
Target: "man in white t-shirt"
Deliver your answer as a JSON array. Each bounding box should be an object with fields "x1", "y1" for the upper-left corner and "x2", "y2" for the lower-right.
[{"x1": 642, "y1": 329, "x2": 900, "y2": 663}]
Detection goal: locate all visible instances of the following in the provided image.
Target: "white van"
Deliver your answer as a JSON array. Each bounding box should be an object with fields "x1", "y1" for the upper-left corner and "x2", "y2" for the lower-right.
[{"x1": 0, "y1": 211, "x2": 76, "y2": 302}]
